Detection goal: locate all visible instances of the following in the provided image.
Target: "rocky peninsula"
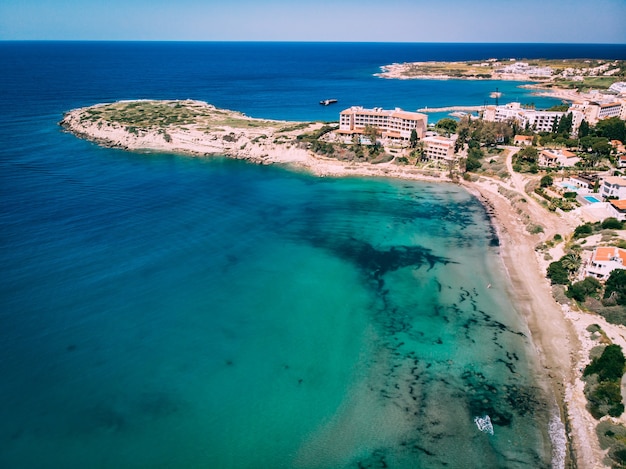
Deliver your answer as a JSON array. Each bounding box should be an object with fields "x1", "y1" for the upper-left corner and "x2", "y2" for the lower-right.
[{"x1": 60, "y1": 100, "x2": 450, "y2": 181}]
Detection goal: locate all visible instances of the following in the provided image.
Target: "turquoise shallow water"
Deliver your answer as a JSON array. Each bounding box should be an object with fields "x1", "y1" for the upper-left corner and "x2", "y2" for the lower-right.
[
  {"x1": 1, "y1": 154, "x2": 553, "y2": 468},
  {"x1": 5, "y1": 41, "x2": 622, "y2": 468}
]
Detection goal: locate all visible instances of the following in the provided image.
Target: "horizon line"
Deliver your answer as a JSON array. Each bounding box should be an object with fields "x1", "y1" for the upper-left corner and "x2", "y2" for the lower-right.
[{"x1": 1, "y1": 39, "x2": 626, "y2": 46}]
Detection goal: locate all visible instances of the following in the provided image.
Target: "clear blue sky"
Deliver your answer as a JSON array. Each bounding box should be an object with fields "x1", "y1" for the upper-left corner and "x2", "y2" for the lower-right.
[{"x1": 1, "y1": 0, "x2": 625, "y2": 43}]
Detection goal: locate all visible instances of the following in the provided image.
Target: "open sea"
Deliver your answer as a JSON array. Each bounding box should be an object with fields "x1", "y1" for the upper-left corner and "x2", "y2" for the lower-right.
[{"x1": 1, "y1": 42, "x2": 625, "y2": 469}]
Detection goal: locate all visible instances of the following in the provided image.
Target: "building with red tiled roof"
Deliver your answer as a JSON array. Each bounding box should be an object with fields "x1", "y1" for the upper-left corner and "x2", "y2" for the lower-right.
[
  {"x1": 513, "y1": 135, "x2": 534, "y2": 146},
  {"x1": 586, "y1": 246, "x2": 626, "y2": 280},
  {"x1": 538, "y1": 149, "x2": 580, "y2": 168}
]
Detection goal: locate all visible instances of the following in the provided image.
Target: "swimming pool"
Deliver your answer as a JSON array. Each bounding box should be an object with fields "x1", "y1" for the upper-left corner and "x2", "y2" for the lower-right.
[
  {"x1": 560, "y1": 182, "x2": 578, "y2": 191},
  {"x1": 584, "y1": 195, "x2": 602, "y2": 203}
]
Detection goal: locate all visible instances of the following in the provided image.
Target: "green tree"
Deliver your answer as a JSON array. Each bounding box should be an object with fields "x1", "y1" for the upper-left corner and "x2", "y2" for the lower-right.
[
  {"x1": 579, "y1": 135, "x2": 595, "y2": 151},
  {"x1": 596, "y1": 117, "x2": 626, "y2": 142},
  {"x1": 584, "y1": 344, "x2": 626, "y2": 419},
  {"x1": 604, "y1": 269, "x2": 626, "y2": 305},
  {"x1": 557, "y1": 112, "x2": 573, "y2": 136},
  {"x1": 363, "y1": 125, "x2": 381, "y2": 147},
  {"x1": 567, "y1": 276, "x2": 602, "y2": 302},
  {"x1": 547, "y1": 104, "x2": 570, "y2": 112},
  {"x1": 465, "y1": 156, "x2": 482, "y2": 172},
  {"x1": 592, "y1": 140, "x2": 612, "y2": 157},
  {"x1": 540, "y1": 175, "x2": 553, "y2": 187},
  {"x1": 435, "y1": 118, "x2": 457, "y2": 136},
  {"x1": 561, "y1": 252, "x2": 582, "y2": 279},
  {"x1": 515, "y1": 146, "x2": 538, "y2": 165},
  {"x1": 578, "y1": 119, "x2": 590, "y2": 138},
  {"x1": 456, "y1": 116, "x2": 513, "y2": 146},
  {"x1": 601, "y1": 218, "x2": 623, "y2": 230},
  {"x1": 409, "y1": 128, "x2": 418, "y2": 148},
  {"x1": 584, "y1": 344, "x2": 626, "y2": 382},
  {"x1": 573, "y1": 223, "x2": 594, "y2": 238},
  {"x1": 581, "y1": 151, "x2": 603, "y2": 168},
  {"x1": 455, "y1": 127, "x2": 468, "y2": 152},
  {"x1": 547, "y1": 261, "x2": 570, "y2": 285},
  {"x1": 564, "y1": 138, "x2": 579, "y2": 148}
]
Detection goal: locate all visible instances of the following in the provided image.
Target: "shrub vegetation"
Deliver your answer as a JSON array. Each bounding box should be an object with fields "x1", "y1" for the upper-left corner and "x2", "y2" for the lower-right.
[{"x1": 583, "y1": 344, "x2": 626, "y2": 419}]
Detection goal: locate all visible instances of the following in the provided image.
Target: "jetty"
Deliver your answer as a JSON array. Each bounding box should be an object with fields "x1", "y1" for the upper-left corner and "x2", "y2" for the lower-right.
[{"x1": 417, "y1": 105, "x2": 484, "y2": 113}]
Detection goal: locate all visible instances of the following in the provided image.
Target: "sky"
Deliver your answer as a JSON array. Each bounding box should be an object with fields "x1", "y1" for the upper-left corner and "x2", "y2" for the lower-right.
[{"x1": 1, "y1": 0, "x2": 625, "y2": 43}]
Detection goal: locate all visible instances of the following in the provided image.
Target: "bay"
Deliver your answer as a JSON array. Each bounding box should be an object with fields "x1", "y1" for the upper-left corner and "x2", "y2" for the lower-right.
[{"x1": 1, "y1": 41, "x2": 625, "y2": 468}]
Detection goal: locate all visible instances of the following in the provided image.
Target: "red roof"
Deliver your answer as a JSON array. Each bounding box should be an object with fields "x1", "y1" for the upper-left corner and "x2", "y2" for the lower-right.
[
  {"x1": 594, "y1": 247, "x2": 626, "y2": 264},
  {"x1": 610, "y1": 199, "x2": 626, "y2": 210}
]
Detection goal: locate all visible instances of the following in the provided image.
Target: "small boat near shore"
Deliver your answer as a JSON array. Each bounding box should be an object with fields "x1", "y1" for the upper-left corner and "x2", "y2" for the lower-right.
[
  {"x1": 320, "y1": 99, "x2": 338, "y2": 106},
  {"x1": 474, "y1": 415, "x2": 494, "y2": 435}
]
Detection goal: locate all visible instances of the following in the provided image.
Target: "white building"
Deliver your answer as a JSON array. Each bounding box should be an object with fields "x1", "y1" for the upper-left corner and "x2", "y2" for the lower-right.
[
  {"x1": 570, "y1": 99, "x2": 626, "y2": 125},
  {"x1": 538, "y1": 149, "x2": 579, "y2": 168},
  {"x1": 609, "y1": 82, "x2": 626, "y2": 95},
  {"x1": 598, "y1": 102, "x2": 623, "y2": 120},
  {"x1": 586, "y1": 246, "x2": 626, "y2": 280},
  {"x1": 422, "y1": 136, "x2": 456, "y2": 161},
  {"x1": 608, "y1": 200, "x2": 626, "y2": 221},
  {"x1": 338, "y1": 106, "x2": 427, "y2": 141},
  {"x1": 495, "y1": 62, "x2": 553, "y2": 77},
  {"x1": 600, "y1": 176, "x2": 626, "y2": 199},
  {"x1": 482, "y1": 102, "x2": 582, "y2": 134},
  {"x1": 485, "y1": 98, "x2": 625, "y2": 133},
  {"x1": 568, "y1": 174, "x2": 597, "y2": 192},
  {"x1": 513, "y1": 135, "x2": 534, "y2": 146}
]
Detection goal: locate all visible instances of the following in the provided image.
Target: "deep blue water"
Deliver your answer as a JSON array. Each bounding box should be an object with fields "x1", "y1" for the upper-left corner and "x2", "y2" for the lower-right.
[{"x1": 1, "y1": 42, "x2": 625, "y2": 469}]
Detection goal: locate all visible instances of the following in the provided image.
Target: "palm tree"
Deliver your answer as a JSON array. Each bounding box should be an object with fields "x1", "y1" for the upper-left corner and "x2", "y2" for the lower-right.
[{"x1": 561, "y1": 252, "x2": 582, "y2": 280}]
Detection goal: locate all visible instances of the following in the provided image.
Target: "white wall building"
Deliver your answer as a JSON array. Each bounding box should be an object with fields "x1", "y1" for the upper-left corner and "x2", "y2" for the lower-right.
[
  {"x1": 422, "y1": 136, "x2": 456, "y2": 161},
  {"x1": 608, "y1": 200, "x2": 626, "y2": 221},
  {"x1": 600, "y1": 176, "x2": 626, "y2": 199},
  {"x1": 609, "y1": 82, "x2": 626, "y2": 95},
  {"x1": 570, "y1": 99, "x2": 626, "y2": 125},
  {"x1": 598, "y1": 102, "x2": 623, "y2": 120},
  {"x1": 485, "y1": 98, "x2": 625, "y2": 132},
  {"x1": 482, "y1": 102, "x2": 583, "y2": 134},
  {"x1": 338, "y1": 106, "x2": 427, "y2": 141},
  {"x1": 586, "y1": 246, "x2": 626, "y2": 280},
  {"x1": 568, "y1": 174, "x2": 597, "y2": 192},
  {"x1": 538, "y1": 149, "x2": 579, "y2": 168},
  {"x1": 513, "y1": 135, "x2": 534, "y2": 146},
  {"x1": 494, "y1": 62, "x2": 553, "y2": 77}
]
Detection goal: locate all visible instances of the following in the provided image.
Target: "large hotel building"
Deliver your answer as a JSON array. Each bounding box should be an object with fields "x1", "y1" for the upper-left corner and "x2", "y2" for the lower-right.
[{"x1": 338, "y1": 106, "x2": 428, "y2": 141}]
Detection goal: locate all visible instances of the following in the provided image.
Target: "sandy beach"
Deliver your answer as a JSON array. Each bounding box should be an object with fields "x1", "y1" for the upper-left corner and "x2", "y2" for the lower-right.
[{"x1": 61, "y1": 100, "x2": 624, "y2": 468}]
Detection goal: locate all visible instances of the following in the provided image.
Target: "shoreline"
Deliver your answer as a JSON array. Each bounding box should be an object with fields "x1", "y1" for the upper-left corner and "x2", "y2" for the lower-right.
[
  {"x1": 61, "y1": 100, "x2": 616, "y2": 468},
  {"x1": 461, "y1": 180, "x2": 582, "y2": 467}
]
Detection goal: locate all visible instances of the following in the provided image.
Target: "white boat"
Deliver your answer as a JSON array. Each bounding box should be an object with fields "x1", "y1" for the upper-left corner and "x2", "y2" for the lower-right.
[
  {"x1": 474, "y1": 415, "x2": 494, "y2": 435},
  {"x1": 319, "y1": 99, "x2": 338, "y2": 106}
]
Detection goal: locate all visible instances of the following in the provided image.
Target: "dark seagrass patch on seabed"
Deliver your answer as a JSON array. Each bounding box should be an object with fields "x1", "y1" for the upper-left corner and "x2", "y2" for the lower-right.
[{"x1": 307, "y1": 235, "x2": 454, "y2": 287}]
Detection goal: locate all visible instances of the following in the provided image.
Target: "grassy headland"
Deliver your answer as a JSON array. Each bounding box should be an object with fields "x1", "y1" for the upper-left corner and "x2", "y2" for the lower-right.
[{"x1": 378, "y1": 58, "x2": 626, "y2": 92}]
